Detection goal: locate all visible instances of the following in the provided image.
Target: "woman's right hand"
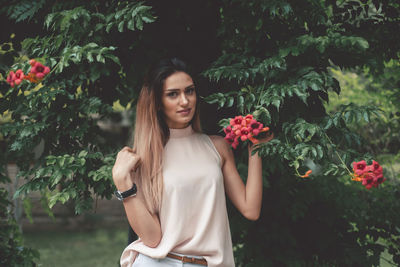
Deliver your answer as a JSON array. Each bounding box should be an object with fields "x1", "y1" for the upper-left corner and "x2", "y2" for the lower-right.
[
  {"x1": 112, "y1": 146, "x2": 141, "y2": 191},
  {"x1": 113, "y1": 147, "x2": 162, "y2": 247}
]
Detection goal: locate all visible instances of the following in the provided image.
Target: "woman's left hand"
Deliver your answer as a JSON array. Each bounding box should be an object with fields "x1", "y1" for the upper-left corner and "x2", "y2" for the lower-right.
[{"x1": 248, "y1": 132, "x2": 274, "y2": 154}]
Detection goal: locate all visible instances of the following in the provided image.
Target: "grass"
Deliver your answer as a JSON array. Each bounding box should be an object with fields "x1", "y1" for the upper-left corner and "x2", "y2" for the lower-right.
[
  {"x1": 23, "y1": 226, "x2": 397, "y2": 266},
  {"x1": 23, "y1": 226, "x2": 130, "y2": 267}
]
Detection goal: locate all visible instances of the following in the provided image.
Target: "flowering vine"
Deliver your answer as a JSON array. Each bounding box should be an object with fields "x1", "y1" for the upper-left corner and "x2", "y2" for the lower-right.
[
  {"x1": 5, "y1": 59, "x2": 51, "y2": 87},
  {"x1": 323, "y1": 130, "x2": 386, "y2": 189},
  {"x1": 222, "y1": 115, "x2": 386, "y2": 188}
]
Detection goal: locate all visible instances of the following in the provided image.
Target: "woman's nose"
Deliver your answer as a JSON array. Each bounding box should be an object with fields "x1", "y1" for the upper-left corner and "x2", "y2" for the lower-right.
[{"x1": 180, "y1": 93, "x2": 189, "y2": 105}]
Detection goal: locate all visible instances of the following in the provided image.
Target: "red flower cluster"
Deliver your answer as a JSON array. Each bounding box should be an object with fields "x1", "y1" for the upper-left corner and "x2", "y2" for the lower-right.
[
  {"x1": 223, "y1": 114, "x2": 269, "y2": 149},
  {"x1": 5, "y1": 59, "x2": 50, "y2": 87},
  {"x1": 6, "y1": 69, "x2": 25, "y2": 87},
  {"x1": 352, "y1": 160, "x2": 385, "y2": 189},
  {"x1": 29, "y1": 59, "x2": 50, "y2": 79}
]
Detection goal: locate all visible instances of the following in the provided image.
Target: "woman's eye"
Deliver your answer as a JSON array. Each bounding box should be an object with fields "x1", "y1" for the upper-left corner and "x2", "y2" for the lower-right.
[
  {"x1": 186, "y1": 87, "x2": 195, "y2": 94},
  {"x1": 167, "y1": 92, "x2": 178, "y2": 97}
]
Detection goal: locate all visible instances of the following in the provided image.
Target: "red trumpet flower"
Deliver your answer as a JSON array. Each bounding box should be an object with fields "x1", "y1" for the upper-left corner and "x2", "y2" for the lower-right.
[
  {"x1": 223, "y1": 113, "x2": 270, "y2": 149},
  {"x1": 352, "y1": 160, "x2": 385, "y2": 189}
]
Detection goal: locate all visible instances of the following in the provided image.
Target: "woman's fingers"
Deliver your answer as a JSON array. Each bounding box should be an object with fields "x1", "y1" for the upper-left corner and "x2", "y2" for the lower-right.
[
  {"x1": 133, "y1": 157, "x2": 141, "y2": 171},
  {"x1": 113, "y1": 147, "x2": 141, "y2": 180},
  {"x1": 258, "y1": 132, "x2": 274, "y2": 143},
  {"x1": 121, "y1": 146, "x2": 135, "y2": 153}
]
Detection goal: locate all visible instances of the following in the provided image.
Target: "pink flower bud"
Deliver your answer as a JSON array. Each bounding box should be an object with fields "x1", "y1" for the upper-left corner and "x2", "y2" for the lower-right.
[
  {"x1": 245, "y1": 114, "x2": 253, "y2": 120},
  {"x1": 15, "y1": 69, "x2": 25, "y2": 81},
  {"x1": 362, "y1": 173, "x2": 375, "y2": 190},
  {"x1": 30, "y1": 61, "x2": 50, "y2": 80},
  {"x1": 230, "y1": 116, "x2": 243, "y2": 126},
  {"x1": 36, "y1": 72, "x2": 45, "y2": 79},
  {"x1": 374, "y1": 174, "x2": 385, "y2": 185},
  {"x1": 252, "y1": 129, "x2": 260, "y2": 136},
  {"x1": 223, "y1": 126, "x2": 232, "y2": 135},
  {"x1": 352, "y1": 160, "x2": 367, "y2": 175},
  {"x1": 6, "y1": 71, "x2": 15, "y2": 86},
  {"x1": 371, "y1": 160, "x2": 383, "y2": 175},
  {"x1": 224, "y1": 132, "x2": 235, "y2": 144},
  {"x1": 241, "y1": 127, "x2": 250, "y2": 136},
  {"x1": 231, "y1": 138, "x2": 239, "y2": 149},
  {"x1": 44, "y1": 66, "x2": 50, "y2": 75}
]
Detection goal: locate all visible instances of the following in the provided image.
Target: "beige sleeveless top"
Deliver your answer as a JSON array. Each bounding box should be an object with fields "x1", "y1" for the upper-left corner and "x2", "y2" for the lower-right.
[{"x1": 120, "y1": 124, "x2": 235, "y2": 267}]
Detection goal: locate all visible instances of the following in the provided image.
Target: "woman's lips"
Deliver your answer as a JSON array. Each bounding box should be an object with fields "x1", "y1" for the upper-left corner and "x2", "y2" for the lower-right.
[{"x1": 177, "y1": 108, "x2": 191, "y2": 115}]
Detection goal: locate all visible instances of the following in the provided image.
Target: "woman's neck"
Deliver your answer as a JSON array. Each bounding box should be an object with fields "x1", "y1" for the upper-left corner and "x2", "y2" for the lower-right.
[{"x1": 169, "y1": 124, "x2": 194, "y2": 138}]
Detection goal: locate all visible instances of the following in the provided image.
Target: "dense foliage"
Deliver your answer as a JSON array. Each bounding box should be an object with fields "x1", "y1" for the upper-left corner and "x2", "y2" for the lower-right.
[
  {"x1": 0, "y1": 0, "x2": 399, "y2": 266},
  {"x1": 0, "y1": 165, "x2": 39, "y2": 266},
  {"x1": 1, "y1": 1, "x2": 158, "y2": 214},
  {"x1": 203, "y1": 1, "x2": 400, "y2": 266},
  {"x1": 328, "y1": 61, "x2": 400, "y2": 157}
]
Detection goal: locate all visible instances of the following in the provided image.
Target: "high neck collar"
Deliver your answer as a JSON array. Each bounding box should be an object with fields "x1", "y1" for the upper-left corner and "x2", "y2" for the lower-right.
[{"x1": 169, "y1": 124, "x2": 194, "y2": 138}]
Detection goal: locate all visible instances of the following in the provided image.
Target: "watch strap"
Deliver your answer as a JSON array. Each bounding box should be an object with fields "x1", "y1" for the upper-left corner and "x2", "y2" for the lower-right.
[
  {"x1": 115, "y1": 183, "x2": 137, "y2": 201},
  {"x1": 121, "y1": 183, "x2": 137, "y2": 198}
]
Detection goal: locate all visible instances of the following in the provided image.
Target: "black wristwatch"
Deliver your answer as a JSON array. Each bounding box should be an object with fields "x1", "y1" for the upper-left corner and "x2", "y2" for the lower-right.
[{"x1": 115, "y1": 183, "x2": 137, "y2": 201}]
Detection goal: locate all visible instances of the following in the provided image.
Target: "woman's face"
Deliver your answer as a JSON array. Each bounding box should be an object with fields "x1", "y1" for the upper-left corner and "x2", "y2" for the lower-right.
[{"x1": 161, "y1": 71, "x2": 196, "y2": 129}]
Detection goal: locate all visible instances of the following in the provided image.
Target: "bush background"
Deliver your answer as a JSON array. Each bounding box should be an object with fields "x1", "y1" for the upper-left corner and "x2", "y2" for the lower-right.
[{"x1": 1, "y1": 0, "x2": 399, "y2": 266}]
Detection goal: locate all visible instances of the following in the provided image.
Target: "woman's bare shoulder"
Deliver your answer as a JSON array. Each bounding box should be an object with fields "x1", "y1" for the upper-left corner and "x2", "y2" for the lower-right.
[
  {"x1": 208, "y1": 134, "x2": 225, "y2": 144},
  {"x1": 208, "y1": 135, "x2": 230, "y2": 159}
]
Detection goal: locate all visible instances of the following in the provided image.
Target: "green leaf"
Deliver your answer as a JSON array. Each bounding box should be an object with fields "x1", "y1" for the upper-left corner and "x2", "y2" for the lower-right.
[
  {"x1": 115, "y1": 10, "x2": 124, "y2": 20},
  {"x1": 106, "y1": 23, "x2": 113, "y2": 33},
  {"x1": 106, "y1": 54, "x2": 120, "y2": 64},
  {"x1": 58, "y1": 157, "x2": 66, "y2": 167},
  {"x1": 51, "y1": 171, "x2": 63, "y2": 187},
  {"x1": 293, "y1": 160, "x2": 299, "y2": 170},
  {"x1": 316, "y1": 145, "x2": 324, "y2": 159},
  {"x1": 79, "y1": 151, "x2": 88, "y2": 158},
  {"x1": 363, "y1": 111, "x2": 370, "y2": 122},
  {"x1": 46, "y1": 156, "x2": 56, "y2": 165},
  {"x1": 218, "y1": 97, "x2": 226, "y2": 108},
  {"x1": 142, "y1": 15, "x2": 155, "y2": 23},
  {"x1": 78, "y1": 158, "x2": 86, "y2": 166},
  {"x1": 301, "y1": 147, "x2": 309, "y2": 157},
  {"x1": 118, "y1": 21, "x2": 124, "y2": 32},
  {"x1": 358, "y1": 39, "x2": 369, "y2": 49},
  {"x1": 324, "y1": 118, "x2": 333, "y2": 130},
  {"x1": 238, "y1": 95, "x2": 244, "y2": 107},
  {"x1": 272, "y1": 98, "x2": 281, "y2": 109},
  {"x1": 204, "y1": 95, "x2": 219, "y2": 104},
  {"x1": 135, "y1": 17, "x2": 143, "y2": 30},
  {"x1": 127, "y1": 19, "x2": 135, "y2": 30},
  {"x1": 96, "y1": 54, "x2": 105, "y2": 63},
  {"x1": 23, "y1": 197, "x2": 34, "y2": 224},
  {"x1": 87, "y1": 52, "x2": 94, "y2": 62},
  {"x1": 227, "y1": 96, "x2": 234, "y2": 107},
  {"x1": 316, "y1": 43, "x2": 325, "y2": 53}
]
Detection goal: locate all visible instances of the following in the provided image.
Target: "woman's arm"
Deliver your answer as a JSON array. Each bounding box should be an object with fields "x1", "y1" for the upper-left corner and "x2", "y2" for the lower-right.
[
  {"x1": 113, "y1": 147, "x2": 162, "y2": 247},
  {"x1": 210, "y1": 133, "x2": 273, "y2": 221}
]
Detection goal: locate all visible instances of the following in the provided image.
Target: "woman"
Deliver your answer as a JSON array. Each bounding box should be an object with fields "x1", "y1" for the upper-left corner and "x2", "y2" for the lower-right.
[{"x1": 112, "y1": 58, "x2": 273, "y2": 267}]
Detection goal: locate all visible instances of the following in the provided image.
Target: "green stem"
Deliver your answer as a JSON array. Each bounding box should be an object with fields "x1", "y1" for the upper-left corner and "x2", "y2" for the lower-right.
[
  {"x1": 48, "y1": 60, "x2": 61, "y2": 75},
  {"x1": 284, "y1": 135, "x2": 302, "y2": 177},
  {"x1": 255, "y1": 82, "x2": 266, "y2": 107},
  {"x1": 323, "y1": 131, "x2": 353, "y2": 175}
]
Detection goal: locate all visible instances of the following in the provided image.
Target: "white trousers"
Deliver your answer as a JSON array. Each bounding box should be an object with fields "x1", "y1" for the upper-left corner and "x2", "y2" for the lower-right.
[{"x1": 132, "y1": 253, "x2": 207, "y2": 267}]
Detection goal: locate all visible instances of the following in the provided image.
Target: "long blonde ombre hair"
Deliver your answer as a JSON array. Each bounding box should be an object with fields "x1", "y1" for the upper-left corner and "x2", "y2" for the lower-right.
[{"x1": 132, "y1": 58, "x2": 201, "y2": 215}]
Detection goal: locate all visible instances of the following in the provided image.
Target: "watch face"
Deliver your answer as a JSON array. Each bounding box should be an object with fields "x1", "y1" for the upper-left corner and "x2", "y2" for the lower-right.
[{"x1": 115, "y1": 191, "x2": 123, "y2": 201}]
